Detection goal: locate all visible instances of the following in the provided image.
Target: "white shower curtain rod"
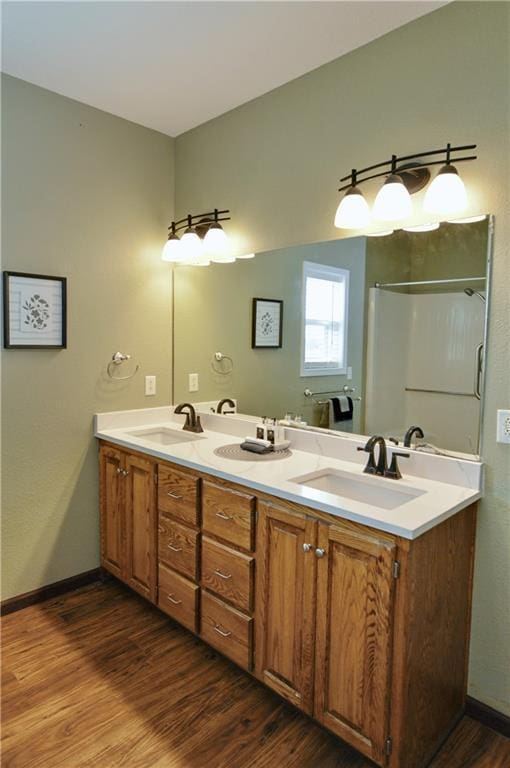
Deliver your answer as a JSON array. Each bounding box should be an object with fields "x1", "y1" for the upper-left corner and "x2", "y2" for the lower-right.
[{"x1": 374, "y1": 277, "x2": 486, "y2": 288}]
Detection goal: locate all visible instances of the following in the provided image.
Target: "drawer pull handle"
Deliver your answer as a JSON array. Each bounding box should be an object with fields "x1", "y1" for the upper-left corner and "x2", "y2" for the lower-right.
[
  {"x1": 167, "y1": 543, "x2": 182, "y2": 552},
  {"x1": 166, "y1": 491, "x2": 182, "y2": 500},
  {"x1": 213, "y1": 624, "x2": 232, "y2": 638},
  {"x1": 214, "y1": 569, "x2": 232, "y2": 580},
  {"x1": 215, "y1": 511, "x2": 231, "y2": 520},
  {"x1": 166, "y1": 594, "x2": 182, "y2": 605}
]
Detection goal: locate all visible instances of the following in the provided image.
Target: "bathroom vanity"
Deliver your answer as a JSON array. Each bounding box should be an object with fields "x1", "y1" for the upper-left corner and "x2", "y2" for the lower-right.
[{"x1": 96, "y1": 407, "x2": 481, "y2": 768}]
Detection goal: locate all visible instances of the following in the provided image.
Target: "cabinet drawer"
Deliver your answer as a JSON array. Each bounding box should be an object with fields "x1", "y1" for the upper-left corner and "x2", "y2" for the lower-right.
[
  {"x1": 158, "y1": 464, "x2": 199, "y2": 526},
  {"x1": 202, "y1": 481, "x2": 255, "y2": 551},
  {"x1": 158, "y1": 563, "x2": 198, "y2": 633},
  {"x1": 201, "y1": 591, "x2": 253, "y2": 671},
  {"x1": 158, "y1": 516, "x2": 199, "y2": 580},
  {"x1": 201, "y1": 536, "x2": 254, "y2": 613}
]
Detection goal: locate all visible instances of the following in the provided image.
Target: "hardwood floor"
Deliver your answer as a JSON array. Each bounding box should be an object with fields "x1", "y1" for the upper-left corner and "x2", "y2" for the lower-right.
[{"x1": 2, "y1": 581, "x2": 509, "y2": 768}]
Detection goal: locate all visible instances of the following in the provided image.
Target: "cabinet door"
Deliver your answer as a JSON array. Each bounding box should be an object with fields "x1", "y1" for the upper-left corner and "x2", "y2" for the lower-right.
[
  {"x1": 99, "y1": 444, "x2": 124, "y2": 579},
  {"x1": 314, "y1": 523, "x2": 396, "y2": 764},
  {"x1": 255, "y1": 501, "x2": 317, "y2": 713},
  {"x1": 124, "y1": 453, "x2": 157, "y2": 602}
]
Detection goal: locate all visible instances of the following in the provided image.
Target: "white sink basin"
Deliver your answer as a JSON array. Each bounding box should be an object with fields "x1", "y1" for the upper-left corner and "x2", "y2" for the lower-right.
[
  {"x1": 290, "y1": 468, "x2": 425, "y2": 510},
  {"x1": 126, "y1": 427, "x2": 205, "y2": 446}
]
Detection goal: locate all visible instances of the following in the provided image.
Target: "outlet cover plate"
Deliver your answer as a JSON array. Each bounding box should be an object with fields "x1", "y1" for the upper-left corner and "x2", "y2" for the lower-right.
[
  {"x1": 189, "y1": 373, "x2": 199, "y2": 392},
  {"x1": 496, "y1": 409, "x2": 510, "y2": 444}
]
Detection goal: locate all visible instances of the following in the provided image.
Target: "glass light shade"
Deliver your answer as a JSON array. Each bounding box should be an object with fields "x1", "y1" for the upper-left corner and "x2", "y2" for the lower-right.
[
  {"x1": 403, "y1": 222, "x2": 440, "y2": 232},
  {"x1": 334, "y1": 187, "x2": 370, "y2": 229},
  {"x1": 236, "y1": 252, "x2": 255, "y2": 259},
  {"x1": 373, "y1": 174, "x2": 412, "y2": 221},
  {"x1": 423, "y1": 165, "x2": 467, "y2": 216},
  {"x1": 161, "y1": 235, "x2": 185, "y2": 262},
  {"x1": 204, "y1": 224, "x2": 235, "y2": 263},
  {"x1": 366, "y1": 230, "x2": 394, "y2": 237},
  {"x1": 181, "y1": 229, "x2": 209, "y2": 265}
]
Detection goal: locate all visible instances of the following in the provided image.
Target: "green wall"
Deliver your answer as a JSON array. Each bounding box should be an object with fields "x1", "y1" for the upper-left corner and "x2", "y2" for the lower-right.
[
  {"x1": 1, "y1": 75, "x2": 175, "y2": 600},
  {"x1": 174, "y1": 3, "x2": 510, "y2": 715},
  {"x1": 174, "y1": 237, "x2": 366, "y2": 428}
]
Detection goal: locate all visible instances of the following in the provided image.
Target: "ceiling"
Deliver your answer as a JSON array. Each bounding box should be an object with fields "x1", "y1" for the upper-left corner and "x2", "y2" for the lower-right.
[{"x1": 2, "y1": 1, "x2": 447, "y2": 137}]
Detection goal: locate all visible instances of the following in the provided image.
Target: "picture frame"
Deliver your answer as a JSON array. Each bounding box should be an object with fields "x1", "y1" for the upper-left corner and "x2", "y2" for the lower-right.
[
  {"x1": 252, "y1": 298, "x2": 283, "y2": 349},
  {"x1": 3, "y1": 271, "x2": 67, "y2": 349}
]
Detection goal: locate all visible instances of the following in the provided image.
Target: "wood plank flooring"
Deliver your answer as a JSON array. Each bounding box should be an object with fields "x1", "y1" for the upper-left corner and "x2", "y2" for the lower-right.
[{"x1": 2, "y1": 580, "x2": 509, "y2": 768}]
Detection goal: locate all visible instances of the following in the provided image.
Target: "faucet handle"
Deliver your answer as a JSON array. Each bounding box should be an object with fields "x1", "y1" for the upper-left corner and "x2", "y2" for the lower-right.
[
  {"x1": 385, "y1": 451, "x2": 410, "y2": 480},
  {"x1": 357, "y1": 445, "x2": 377, "y2": 474}
]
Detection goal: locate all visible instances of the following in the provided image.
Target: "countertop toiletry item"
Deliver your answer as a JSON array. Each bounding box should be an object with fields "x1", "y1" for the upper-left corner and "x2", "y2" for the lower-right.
[
  {"x1": 240, "y1": 440, "x2": 273, "y2": 454},
  {"x1": 244, "y1": 436, "x2": 272, "y2": 449},
  {"x1": 256, "y1": 417, "x2": 267, "y2": 440}
]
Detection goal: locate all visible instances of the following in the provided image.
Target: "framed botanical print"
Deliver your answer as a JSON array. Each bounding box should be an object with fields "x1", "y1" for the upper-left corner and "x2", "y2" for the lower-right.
[
  {"x1": 252, "y1": 298, "x2": 283, "y2": 349},
  {"x1": 3, "y1": 271, "x2": 67, "y2": 349}
]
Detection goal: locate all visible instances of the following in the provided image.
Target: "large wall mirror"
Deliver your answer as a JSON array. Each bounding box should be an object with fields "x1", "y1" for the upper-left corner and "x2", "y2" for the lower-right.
[{"x1": 173, "y1": 216, "x2": 492, "y2": 458}]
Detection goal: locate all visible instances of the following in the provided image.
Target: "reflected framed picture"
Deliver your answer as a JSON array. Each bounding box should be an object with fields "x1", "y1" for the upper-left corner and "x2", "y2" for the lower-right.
[
  {"x1": 3, "y1": 271, "x2": 67, "y2": 349},
  {"x1": 252, "y1": 298, "x2": 283, "y2": 348}
]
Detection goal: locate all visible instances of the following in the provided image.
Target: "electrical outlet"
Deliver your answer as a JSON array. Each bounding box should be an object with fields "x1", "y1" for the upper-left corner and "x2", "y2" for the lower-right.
[
  {"x1": 189, "y1": 373, "x2": 199, "y2": 392},
  {"x1": 145, "y1": 375, "x2": 156, "y2": 396},
  {"x1": 496, "y1": 409, "x2": 510, "y2": 444}
]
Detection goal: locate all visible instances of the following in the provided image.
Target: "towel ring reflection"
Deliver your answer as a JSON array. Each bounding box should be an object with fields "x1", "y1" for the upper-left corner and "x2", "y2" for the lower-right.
[
  {"x1": 107, "y1": 352, "x2": 139, "y2": 381},
  {"x1": 211, "y1": 351, "x2": 234, "y2": 375}
]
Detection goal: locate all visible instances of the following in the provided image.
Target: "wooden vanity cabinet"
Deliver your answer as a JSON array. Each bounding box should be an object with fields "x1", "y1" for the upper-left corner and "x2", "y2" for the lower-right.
[
  {"x1": 98, "y1": 441, "x2": 477, "y2": 768},
  {"x1": 99, "y1": 444, "x2": 157, "y2": 602}
]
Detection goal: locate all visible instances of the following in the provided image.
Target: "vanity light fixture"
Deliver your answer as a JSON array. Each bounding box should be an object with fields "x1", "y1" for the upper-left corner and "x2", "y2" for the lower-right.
[
  {"x1": 161, "y1": 208, "x2": 235, "y2": 266},
  {"x1": 366, "y1": 230, "x2": 394, "y2": 237},
  {"x1": 334, "y1": 143, "x2": 477, "y2": 228},
  {"x1": 447, "y1": 214, "x2": 487, "y2": 224}
]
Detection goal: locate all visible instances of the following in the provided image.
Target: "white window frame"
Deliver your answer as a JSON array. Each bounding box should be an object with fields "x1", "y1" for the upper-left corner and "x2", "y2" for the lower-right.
[{"x1": 300, "y1": 261, "x2": 350, "y2": 378}]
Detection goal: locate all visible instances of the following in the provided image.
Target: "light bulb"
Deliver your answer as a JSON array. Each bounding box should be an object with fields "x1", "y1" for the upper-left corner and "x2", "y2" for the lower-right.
[
  {"x1": 204, "y1": 224, "x2": 235, "y2": 263},
  {"x1": 334, "y1": 186, "x2": 370, "y2": 229},
  {"x1": 424, "y1": 165, "x2": 467, "y2": 216},
  {"x1": 373, "y1": 174, "x2": 412, "y2": 221},
  {"x1": 403, "y1": 222, "x2": 440, "y2": 232},
  {"x1": 161, "y1": 235, "x2": 185, "y2": 262}
]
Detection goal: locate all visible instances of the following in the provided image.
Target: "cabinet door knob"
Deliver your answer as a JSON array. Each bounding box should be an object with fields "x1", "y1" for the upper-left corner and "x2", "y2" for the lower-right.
[
  {"x1": 123, "y1": 470, "x2": 130, "y2": 477},
  {"x1": 303, "y1": 543, "x2": 312, "y2": 553},
  {"x1": 116, "y1": 467, "x2": 122, "y2": 474},
  {"x1": 315, "y1": 547, "x2": 326, "y2": 558}
]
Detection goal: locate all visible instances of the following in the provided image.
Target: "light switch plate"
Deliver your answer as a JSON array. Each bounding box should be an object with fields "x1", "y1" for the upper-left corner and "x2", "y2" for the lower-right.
[
  {"x1": 145, "y1": 375, "x2": 156, "y2": 396},
  {"x1": 496, "y1": 409, "x2": 510, "y2": 444},
  {"x1": 189, "y1": 373, "x2": 199, "y2": 392}
]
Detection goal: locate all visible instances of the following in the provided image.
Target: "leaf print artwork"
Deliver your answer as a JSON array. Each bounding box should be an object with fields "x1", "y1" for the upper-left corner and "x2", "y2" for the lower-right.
[
  {"x1": 260, "y1": 311, "x2": 275, "y2": 337},
  {"x1": 22, "y1": 294, "x2": 51, "y2": 331}
]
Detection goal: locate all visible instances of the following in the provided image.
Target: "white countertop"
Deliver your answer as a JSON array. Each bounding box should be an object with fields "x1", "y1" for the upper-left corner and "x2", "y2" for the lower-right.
[{"x1": 95, "y1": 406, "x2": 482, "y2": 540}]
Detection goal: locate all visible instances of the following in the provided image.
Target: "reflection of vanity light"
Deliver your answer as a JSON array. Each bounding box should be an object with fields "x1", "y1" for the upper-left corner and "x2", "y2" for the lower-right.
[
  {"x1": 403, "y1": 222, "x2": 440, "y2": 232},
  {"x1": 424, "y1": 164, "x2": 467, "y2": 216},
  {"x1": 447, "y1": 214, "x2": 487, "y2": 224},
  {"x1": 334, "y1": 186, "x2": 370, "y2": 229},
  {"x1": 366, "y1": 230, "x2": 394, "y2": 237},
  {"x1": 373, "y1": 174, "x2": 412, "y2": 221},
  {"x1": 236, "y1": 253, "x2": 256, "y2": 259}
]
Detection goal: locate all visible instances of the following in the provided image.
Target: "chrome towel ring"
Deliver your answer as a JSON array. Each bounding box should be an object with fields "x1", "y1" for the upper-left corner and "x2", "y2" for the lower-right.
[
  {"x1": 107, "y1": 352, "x2": 139, "y2": 381},
  {"x1": 211, "y1": 351, "x2": 234, "y2": 375}
]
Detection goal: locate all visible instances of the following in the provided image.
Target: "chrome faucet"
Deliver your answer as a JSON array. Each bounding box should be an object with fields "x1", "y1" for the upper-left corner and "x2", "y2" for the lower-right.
[
  {"x1": 217, "y1": 398, "x2": 236, "y2": 414},
  {"x1": 174, "y1": 403, "x2": 203, "y2": 433}
]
